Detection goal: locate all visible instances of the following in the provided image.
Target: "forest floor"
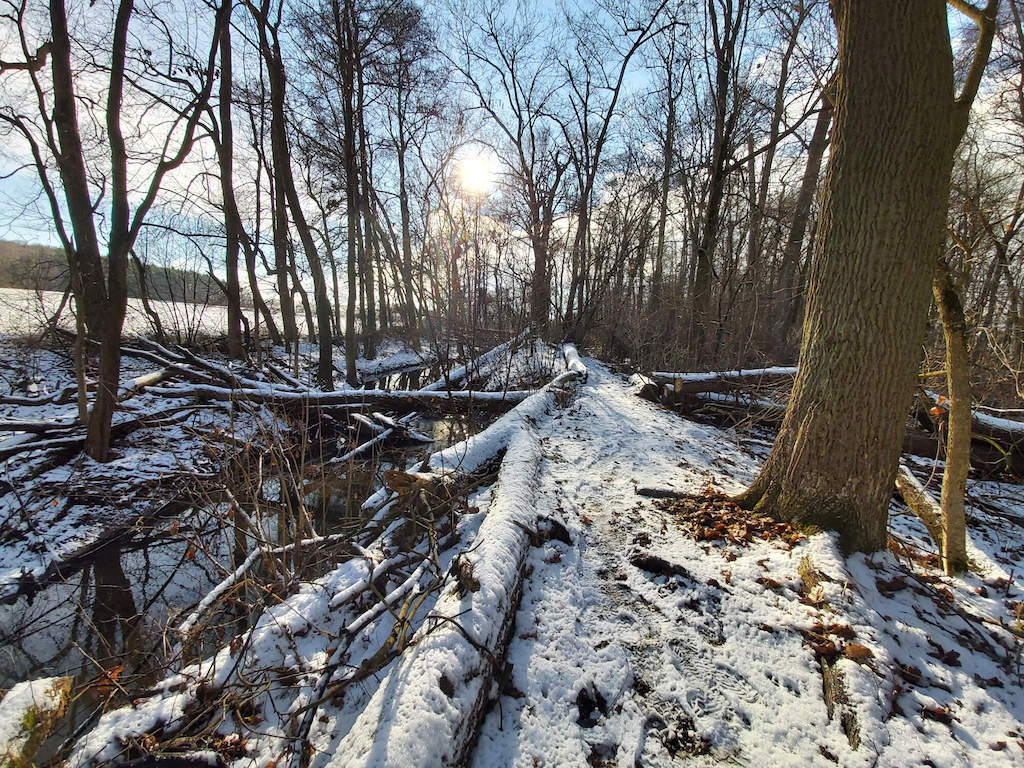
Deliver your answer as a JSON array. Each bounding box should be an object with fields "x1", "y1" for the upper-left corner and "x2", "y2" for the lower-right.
[{"x1": 2, "y1": 343, "x2": 1023, "y2": 767}]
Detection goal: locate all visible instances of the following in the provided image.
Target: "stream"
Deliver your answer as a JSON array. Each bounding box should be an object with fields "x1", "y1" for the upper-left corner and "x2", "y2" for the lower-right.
[{"x1": 0, "y1": 405, "x2": 491, "y2": 704}]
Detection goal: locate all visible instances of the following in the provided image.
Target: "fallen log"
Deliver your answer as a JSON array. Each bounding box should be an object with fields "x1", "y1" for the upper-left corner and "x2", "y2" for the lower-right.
[
  {"x1": 894, "y1": 465, "x2": 945, "y2": 548},
  {"x1": 668, "y1": 393, "x2": 1023, "y2": 476},
  {"x1": 145, "y1": 382, "x2": 534, "y2": 408},
  {"x1": 922, "y1": 390, "x2": 1024, "y2": 447},
  {"x1": 650, "y1": 366, "x2": 796, "y2": 395},
  {"x1": 0, "y1": 676, "x2": 74, "y2": 768},
  {"x1": 324, "y1": 418, "x2": 545, "y2": 768},
  {"x1": 0, "y1": 406, "x2": 199, "y2": 461},
  {"x1": 419, "y1": 328, "x2": 530, "y2": 392},
  {"x1": 330, "y1": 413, "x2": 431, "y2": 464},
  {"x1": 323, "y1": 349, "x2": 586, "y2": 767}
]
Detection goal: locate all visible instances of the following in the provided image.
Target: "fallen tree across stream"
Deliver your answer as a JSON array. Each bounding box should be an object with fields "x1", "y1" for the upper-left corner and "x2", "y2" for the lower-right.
[{"x1": 62, "y1": 345, "x2": 589, "y2": 768}]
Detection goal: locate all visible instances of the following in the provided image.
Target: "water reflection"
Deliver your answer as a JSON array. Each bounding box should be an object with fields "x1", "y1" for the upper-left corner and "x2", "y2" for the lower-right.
[{"x1": 0, "y1": 406, "x2": 490, "y2": 723}]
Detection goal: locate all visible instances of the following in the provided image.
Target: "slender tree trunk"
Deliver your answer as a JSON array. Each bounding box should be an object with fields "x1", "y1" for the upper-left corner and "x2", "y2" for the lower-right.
[
  {"x1": 933, "y1": 264, "x2": 970, "y2": 574},
  {"x1": 652, "y1": 85, "x2": 675, "y2": 308},
  {"x1": 396, "y1": 127, "x2": 419, "y2": 342},
  {"x1": 690, "y1": 0, "x2": 745, "y2": 361},
  {"x1": 264, "y1": 34, "x2": 333, "y2": 385},
  {"x1": 73, "y1": 295, "x2": 88, "y2": 424},
  {"x1": 270, "y1": 164, "x2": 299, "y2": 347},
  {"x1": 218, "y1": 7, "x2": 244, "y2": 359},
  {"x1": 240, "y1": 228, "x2": 282, "y2": 345},
  {"x1": 49, "y1": 0, "x2": 107, "y2": 339},
  {"x1": 356, "y1": 61, "x2": 377, "y2": 358},
  {"x1": 131, "y1": 250, "x2": 166, "y2": 344},
  {"x1": 84, "y1": 0, "x2": 135, "y2": 462},
  {"x1": 776, "y1": 90, "x2": 833, "y2": 353},
  {"x1": 530, "y1": 231, "x2": 549, "y2": 335},
  {"x1": 334, "y1": 0, "x2": 359, "y2": 385},
  {"x1": 734, "y1": 0, "x2": 959, "y2": 552}
]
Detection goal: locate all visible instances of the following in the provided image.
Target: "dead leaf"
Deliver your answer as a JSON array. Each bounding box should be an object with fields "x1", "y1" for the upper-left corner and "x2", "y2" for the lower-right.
[
  {"x1": 811, "y1": 639, "x2": 839, "y2": 660},
  {"x1": 843, "y1": 643, "x2": 874, "y2": 663},
  {"x1": 827, "y1": 624, "x2": 855, "y2": 640},
  {"x1": 921, "y1": 706, "x2": 953, "y2": 725}
]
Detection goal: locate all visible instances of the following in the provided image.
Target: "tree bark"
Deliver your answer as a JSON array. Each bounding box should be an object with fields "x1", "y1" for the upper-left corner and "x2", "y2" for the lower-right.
[
  {"x1": 217, "y1": 6, "x2": 244, "y2": 359},
  {"x1": 258, "y1": 10, "x2": 334, "y2": 386},
  {"x1": 84, "y1": 0, "x2": 134, "y2": 462},
  {"x1": 933, "y1": 263, "x2": 970, "y2": 573},
  {"x1": 734, "y1": 0, "x2": 959, "y2": 552},
  {"x1": 357, "y1": 59, "x2": 377, "y2": 358},
  {"x1": 339, "y1": 0, "x2": 360, "y2": 386},
  {"x1": 49, "y1": 0, "x2": 107, "y2": 339}
]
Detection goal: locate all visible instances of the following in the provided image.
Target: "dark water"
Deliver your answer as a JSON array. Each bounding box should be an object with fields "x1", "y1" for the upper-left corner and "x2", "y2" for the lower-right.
[
  {"x1": 362, "y1": 363, "x2": 443, "y2": 391},
  {"x1": 0, "y1": 409, "x2": 488, "y2": 701}
]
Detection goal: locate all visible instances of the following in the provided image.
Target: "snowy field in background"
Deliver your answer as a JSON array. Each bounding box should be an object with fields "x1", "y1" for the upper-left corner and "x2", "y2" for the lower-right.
[{"x1": 0, "y1": 287, "x2": 300, "y2": 338}]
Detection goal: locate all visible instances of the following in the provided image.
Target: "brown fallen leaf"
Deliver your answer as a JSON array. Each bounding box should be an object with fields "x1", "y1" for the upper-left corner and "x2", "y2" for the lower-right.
[
  {"x1": 843, "y1": 642, "x2": 874, "y2": 663},
  {"x1": 811, "y1": 639, "x2": 839, "y2": 660},
  {"x1": 921, "y1": 705, "x2": 953, "y2": 725},
  {"x1": 828, "y1": 624, "x2": 856, "y2": 640}
]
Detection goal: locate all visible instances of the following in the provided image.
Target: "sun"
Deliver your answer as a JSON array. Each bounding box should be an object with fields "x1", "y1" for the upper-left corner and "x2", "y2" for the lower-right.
[{"x1": 456, "y1": 148, "x2": 497, "y2": 198}]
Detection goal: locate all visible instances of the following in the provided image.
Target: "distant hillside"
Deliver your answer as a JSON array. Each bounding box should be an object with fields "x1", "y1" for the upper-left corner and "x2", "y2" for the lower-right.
[{"x1": 0, "y1": 240, "x2": 231, "y2": 306}]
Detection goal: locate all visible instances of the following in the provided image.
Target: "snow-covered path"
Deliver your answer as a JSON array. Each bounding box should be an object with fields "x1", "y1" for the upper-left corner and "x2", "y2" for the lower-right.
[
  {"x1": 470, "y1": 362, "x2": 1024, "y2": 768},
  {"x1": 471, "y1": 362, "x2": 843, "y2": 766}
]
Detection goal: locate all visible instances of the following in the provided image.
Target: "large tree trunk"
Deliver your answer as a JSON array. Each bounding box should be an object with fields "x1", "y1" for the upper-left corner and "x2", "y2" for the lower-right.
[{"x1": 734, "y1": 0, "x2": 958, "y2": 552}]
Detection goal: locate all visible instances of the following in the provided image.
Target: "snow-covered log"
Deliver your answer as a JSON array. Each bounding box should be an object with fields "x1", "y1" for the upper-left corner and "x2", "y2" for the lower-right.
[
  {"x1": 562, "y1": 343, "x2": 587, "y2": 381},
  {"x1": 972, "y1": 410, "x2": 1024, "y2": 441},
  {"x1": 320, "y1": 351, "x2": 587, "y2": 767},
  {"x1": 0, "y1": 676, "x2": 73, "y2": 768},
  {"x1": 895, "y1": 464, "x2": 945, "y2": 548},
  {"x1": 144, "y1": 383, "x2": 533, "y2": 408},
  {"x1": 330, "y1": 413, "x2": 431, "y2": 464},
  {"x1": 650, "y1": 365, "x2": 797, "y2": 394},
  {"x1": 174, "y1": 532, "x2": 357, "y2": 639},
  {"x1": 919, "y1": 390, "x2": 1024, "y2": 446},
  {"x1": 324, "y1": 421, "x2": 545, "y2": 768},
  {"x1": 694, "y1": 391, "x2": 787, "y2": 417},
  {"x1": 0, "y1": 416, "x2": 79, "y2": 434},
  {"x1": 419, "y1": 329, "x2": 530, "y2": 392},
  {"x1": 429, "y1": 364, "x2": 587, "y2": 474}
]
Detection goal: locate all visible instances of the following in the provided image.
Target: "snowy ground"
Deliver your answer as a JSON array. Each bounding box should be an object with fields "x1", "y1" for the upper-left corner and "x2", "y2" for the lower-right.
[
  {"x1": 471, "y1": 362, "x2": 1023, "y2": 767},
  {"x1": 53, "y1": 359, "x2": 1024, "y2": 767},
  {"x1": 0, "y1": 287, "x2": 298, "y2": 339}
]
